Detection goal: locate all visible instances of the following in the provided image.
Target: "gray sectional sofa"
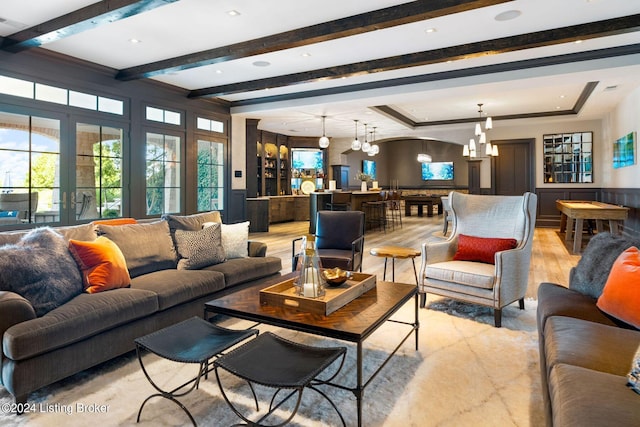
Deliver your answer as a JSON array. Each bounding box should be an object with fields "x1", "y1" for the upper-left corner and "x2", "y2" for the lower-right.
[
  {"x1": 537, "y1": 232, "x2": 640, "y2": 426},
  {"x1": 0, "y1": 211, "x2": 282, "y2": 404}
]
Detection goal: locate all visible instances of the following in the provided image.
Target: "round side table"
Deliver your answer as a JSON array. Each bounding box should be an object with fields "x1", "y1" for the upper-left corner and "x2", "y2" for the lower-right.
[{"x1": 369, "y1": 245, "x2": 420, "y2": 284}]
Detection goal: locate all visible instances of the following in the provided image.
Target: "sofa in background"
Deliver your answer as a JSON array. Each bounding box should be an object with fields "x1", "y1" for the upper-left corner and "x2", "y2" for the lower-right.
[
  {"x1": 0, "y1": 211, "x2": 282, "y2": 404},
  {"x1": 537, "y1": 232, "x2": 640, "y2": 426}
]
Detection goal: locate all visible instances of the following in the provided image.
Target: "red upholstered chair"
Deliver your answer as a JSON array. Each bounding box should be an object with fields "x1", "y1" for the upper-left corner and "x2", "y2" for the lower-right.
[
  {"x1": 292, "y1": 210, "x2": 365, "y2": 272},
  {"x1": 419, "y1": 191, "x2": 538, "y2": 327}
]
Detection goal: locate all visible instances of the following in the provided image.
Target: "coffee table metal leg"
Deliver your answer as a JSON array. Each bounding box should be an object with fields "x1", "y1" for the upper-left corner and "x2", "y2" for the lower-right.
[
  {"x1": 383, "y1": 258, "x2": 388, "y2": 281},
  {"x1": 356, "y1": 341, "x2": 363, "y2": 427}
]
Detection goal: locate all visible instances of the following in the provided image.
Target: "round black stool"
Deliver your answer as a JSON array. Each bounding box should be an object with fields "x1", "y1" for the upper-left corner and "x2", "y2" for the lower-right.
[{"x1": 214, "y1": 332, "x2": 347, "y2": 427}]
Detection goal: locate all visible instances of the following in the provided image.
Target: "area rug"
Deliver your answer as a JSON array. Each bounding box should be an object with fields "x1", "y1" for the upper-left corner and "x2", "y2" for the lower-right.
[{"x1": 0, "y1": 298, "x2": 543, "y2": 427}]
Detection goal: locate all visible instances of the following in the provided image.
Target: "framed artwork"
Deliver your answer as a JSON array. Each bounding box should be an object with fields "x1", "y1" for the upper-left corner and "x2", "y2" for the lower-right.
[
  {"x1": 613, "y1": 131, "x2": 636, "y2": 169},
  {"x1": 362, "y1": 159, "x2": 376, "y2": 179}
]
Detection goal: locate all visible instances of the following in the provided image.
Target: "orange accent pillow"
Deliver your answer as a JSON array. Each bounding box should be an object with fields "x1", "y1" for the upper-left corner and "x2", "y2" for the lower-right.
[
  {"x1": 68, "y1": 237, "x2": 131, "y2": 293},
  {"x1": 597, "y1": 246, "x2": 640, "y2": 328},
  {"x1": 91, "y1": 218, "x2": 137, "y2": 226},
  {"x1": 453, "y1": 234, "x2": 518, "y2": 265}
]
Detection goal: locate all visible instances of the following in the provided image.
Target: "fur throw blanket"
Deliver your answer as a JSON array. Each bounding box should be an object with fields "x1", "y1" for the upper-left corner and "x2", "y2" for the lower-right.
[
  {"x1": 0, "y1": 227, "x2": 83, "y2": 316},
  {"x1": 569, "y1": 232, "x2": 640, "y2": 299}
]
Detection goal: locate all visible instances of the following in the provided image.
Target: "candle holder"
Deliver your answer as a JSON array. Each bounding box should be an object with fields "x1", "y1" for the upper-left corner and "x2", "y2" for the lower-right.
[{"x1": 295, "y1": 235, "x2": 325, "y2": 299}]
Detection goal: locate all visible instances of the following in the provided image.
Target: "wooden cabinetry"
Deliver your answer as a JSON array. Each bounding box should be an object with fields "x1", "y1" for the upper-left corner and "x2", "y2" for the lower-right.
[
  {"x1": 248, "y1": 122, "x2": 291, "y2": 197},
  {"x1": 331, "y1": 165, "x2": 350, "y2": 190}
]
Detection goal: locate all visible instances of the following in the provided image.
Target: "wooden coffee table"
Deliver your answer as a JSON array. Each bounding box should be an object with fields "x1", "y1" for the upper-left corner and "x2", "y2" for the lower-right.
[{"x1": 204, "y1": 272, "x2": 418, "y2": 427}]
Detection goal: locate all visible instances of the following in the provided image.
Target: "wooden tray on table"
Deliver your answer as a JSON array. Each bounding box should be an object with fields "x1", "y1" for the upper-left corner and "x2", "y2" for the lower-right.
[{"x1": 259, "y1": 272, "x2": 376, "y2": 315}]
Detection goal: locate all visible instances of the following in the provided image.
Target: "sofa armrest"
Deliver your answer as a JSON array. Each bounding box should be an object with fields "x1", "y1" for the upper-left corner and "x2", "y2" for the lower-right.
[
  {"x1": 0, "y1": 291, "x2": 36, "y2": 358},
  {"x1": 248, "y1": 240, "x2": 267, "y2": 257}
]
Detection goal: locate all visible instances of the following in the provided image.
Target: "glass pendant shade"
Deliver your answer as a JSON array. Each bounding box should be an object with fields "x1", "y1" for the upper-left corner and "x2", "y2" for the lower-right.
[
  {"x1": 318, "y1": 115, "x2": 330, "y2": 148},
  {"x1": 417, "y1": 153, "x2": 432, "y2": 162},
  {"x1": 485, "y1": 142, "x2": 493, "y2": 156},
  {"x1": 474, "y1": 123, "x2": 482, "y2": 136},
  {"x1": 492, "y1": 145, "x2": 499, "y2": 156},
  {"x1": 351, "y1": 119, "x2": 361, "y2": 150},
  {"x1": 479, "y1": 132, "x2": 486, "y2": 145},
  {"x1": 361, "y1": 141, "x2": 371, "y2": 153},
  {"x1": 485, "y1": 116, "x2": 493, "y2": 130},
  {"x1": 463, "y1": 145, "x2": 470, "y2": 156}
]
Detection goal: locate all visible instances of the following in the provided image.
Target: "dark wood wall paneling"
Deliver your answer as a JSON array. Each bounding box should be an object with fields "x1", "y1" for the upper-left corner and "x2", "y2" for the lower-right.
[{"x1": 535, "y1": 187, "x2": 640, "y2": 238}]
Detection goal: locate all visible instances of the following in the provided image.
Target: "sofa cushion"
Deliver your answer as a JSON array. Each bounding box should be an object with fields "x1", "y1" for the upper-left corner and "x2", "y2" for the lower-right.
[
  {"x1": 0, "y1": 228, "x2": 83, "y2": 317},
  {"x1": 68, "y1": 236, "x2": 131, "y2": 293},
  {"x1": 130, "y1": 269, "x2": 225, "y2": 310},
  {"x1": 544, "y1": 316, "x2": 640, "y2": 377},
  {"x1": 597, "y1": 246, "x2": 640, "y2": 328},
  {"x1": 569, "y1": 232, "x2": 640, "y2": 299},
  {"x1": 453, "y1": 234, "x2": 517, "y2": 265},
  {"x1": 536, "y1": 282, "x2": 621, "y2": 332},
  {"x1": 3, "y1": 288, "x2": 158, "y2": 360},
  {"x1": 174, "y1": 223, "x2": 226, "y2": 270},
  {"x1": 204, "y1": 256, "x2": 282, "y2": 287},
  {"x1": 549, "y1": 364, "x2": 640, "y2": 427},
  {"x1": 162, "y1": 211, "x2": 222, "y2": 232},
  {"x1": 425, "y1": 260, "x2": 496, "y2": 289},
  {"x1": 96, "y1": 221, "x2": 177, "y2": 278}
]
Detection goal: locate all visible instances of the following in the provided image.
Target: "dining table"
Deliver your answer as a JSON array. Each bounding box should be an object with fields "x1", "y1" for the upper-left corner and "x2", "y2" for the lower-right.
[{"x1": 556, "y1": 200, "x2": 629, "y2": 253}]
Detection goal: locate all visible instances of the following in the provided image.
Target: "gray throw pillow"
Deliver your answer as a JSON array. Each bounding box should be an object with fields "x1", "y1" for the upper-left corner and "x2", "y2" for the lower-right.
[
  {"x1": 162, "y1": 211, "x2": 222, "y2": 233},
  {"x1": 0, "y1": 227, "x2": 83, "y2": 316},
  {"x1": 174, "y1": 223, "x2": 226, "y2": 270},
  {"x1": 96, "y1": 221, "x2": 177, "y2": 278},
  {"x1": 569, "y1": 232, "x2": 640, "y2": 299}
]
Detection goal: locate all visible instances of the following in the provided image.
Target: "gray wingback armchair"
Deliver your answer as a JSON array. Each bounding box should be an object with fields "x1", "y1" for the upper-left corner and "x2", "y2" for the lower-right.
[{"x1": 419, "y1": 191, "x2": 537, "y2": 327}]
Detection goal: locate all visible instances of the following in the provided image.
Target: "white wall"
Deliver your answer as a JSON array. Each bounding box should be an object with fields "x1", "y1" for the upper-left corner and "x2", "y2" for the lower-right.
[{"x1": 602, "y1": 85, "x2": 640, "y2": 188}]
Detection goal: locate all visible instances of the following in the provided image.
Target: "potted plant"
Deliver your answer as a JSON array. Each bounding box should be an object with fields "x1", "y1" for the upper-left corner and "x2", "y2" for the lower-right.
[{"x1": 355, "y1": 172, "x2": 371, "y2": 192}]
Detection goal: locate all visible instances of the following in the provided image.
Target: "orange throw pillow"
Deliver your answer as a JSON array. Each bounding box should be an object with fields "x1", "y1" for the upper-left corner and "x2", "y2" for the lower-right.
[
  {"x1": 453, "y1": 234, "x2": 518, "y2": 265},
  {"x1": 68, "y1": 237, "x2": 131, "y2": 293},
  {"x1": 597, "y1": 246, "x2": 640, "y2": 328},
  {"x1": 91, "y1": 218, "x2": 137, "y2": 226}
]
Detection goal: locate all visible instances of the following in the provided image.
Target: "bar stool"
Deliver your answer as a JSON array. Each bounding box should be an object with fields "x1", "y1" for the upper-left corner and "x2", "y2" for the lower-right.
[
  {"x1": 214, "y1": 332, "x2": 347, "y2": 426},
  {"x1": 362, "y1": 200, "x2": 386, "y2": 232},
  {"x1": 325, "y1": 191, "x2": 352, "y2": 211},
  {"x1": 135, "y1": 317, "x2": 258, "y2": 426}
]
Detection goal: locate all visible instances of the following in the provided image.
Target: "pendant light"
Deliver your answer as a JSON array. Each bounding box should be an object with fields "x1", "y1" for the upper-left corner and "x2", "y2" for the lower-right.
[
  {"x1": 351, "y1": 120, "x2": 361, "y2": 151},
  {"x1": 361, "y1": 123, "x2": 371, "y2": 153},
  {"x1": 318, "y1": 115, "x2": 330, "y2": 148},
  {"x1": 463, "y1": 103, "x2": 497, "y2": 157}
]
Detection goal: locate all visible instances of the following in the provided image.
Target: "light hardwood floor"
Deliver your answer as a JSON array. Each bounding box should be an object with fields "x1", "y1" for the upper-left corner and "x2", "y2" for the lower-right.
[{"x1": 249, "y1": 212, "x2": 582, "y2": 299}]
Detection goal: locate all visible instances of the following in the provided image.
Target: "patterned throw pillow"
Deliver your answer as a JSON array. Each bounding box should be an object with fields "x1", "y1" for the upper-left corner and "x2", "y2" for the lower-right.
[
  {"x1": 628, "y1": 345, "x2": 640, "y2": 395},
  {"x1": 174, "y1": 223, "x2": 226, "y2": 270},
  {"x1": 453, "y1": 234, "x2": 518, "y2": 265}
]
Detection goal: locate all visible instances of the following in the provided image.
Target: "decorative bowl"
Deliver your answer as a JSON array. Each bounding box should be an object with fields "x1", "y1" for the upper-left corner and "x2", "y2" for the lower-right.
[{"x1": 322, "y1": 268, "x2": 349, "y2": 286}]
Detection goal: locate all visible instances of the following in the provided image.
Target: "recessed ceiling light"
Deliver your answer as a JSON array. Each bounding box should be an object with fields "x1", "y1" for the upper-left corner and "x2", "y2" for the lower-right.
[
  {"x1": 556, "y1": 106, "x2": 561, "y2": 110},
  {"x1": 575, "y1": 40, "x2": 583, "y2": 44},
  {"x1": 560, "y1": 95, "x2": 566, "y2": 98},
  {"x1": 301, "y1": 52, "x2": 311, "y2": 57},
  {"x1": 495, "y1": 10, "x2": 521, "y2": 21},
  {"x1": 253, "y1": 61, "x2": 271, "y2": 67},
  {"x1": 128, "y1": 38, "x2": 142, "y2": 44},
  {"x1": 425, "y1": 28, "x2": 437, "y2": 34},
  {"x1": 215, "y1": 69, "x2": 222, "y2": 74},
  {"x1": 227, "y1": 10, "x2": 241, "y2": 17}
]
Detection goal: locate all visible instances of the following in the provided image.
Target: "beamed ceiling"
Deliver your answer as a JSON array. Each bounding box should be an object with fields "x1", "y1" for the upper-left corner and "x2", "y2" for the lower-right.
[{"x1": 1, "y1": 0, "x2": 640, "y2": 141}]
